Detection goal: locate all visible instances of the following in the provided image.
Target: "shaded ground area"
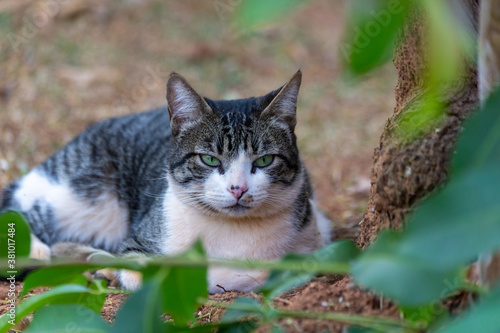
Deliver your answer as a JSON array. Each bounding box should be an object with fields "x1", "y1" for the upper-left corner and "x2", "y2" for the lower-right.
[{"x1": 0, "y1": 0, "x2": 399, "y2": 331}]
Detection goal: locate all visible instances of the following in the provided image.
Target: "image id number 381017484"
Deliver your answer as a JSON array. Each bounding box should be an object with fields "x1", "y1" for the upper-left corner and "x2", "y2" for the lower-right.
[
  {"x1": 7, "y1": 223, "x2": 16, "y2": 270},
  {"x1": 6, "y1": 222, "x2": 17, "y2": 325}
]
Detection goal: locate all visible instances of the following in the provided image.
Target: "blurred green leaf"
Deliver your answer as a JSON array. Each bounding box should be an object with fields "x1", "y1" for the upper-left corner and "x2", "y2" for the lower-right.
[
  {"x1": 20, "y1": 265, "x2": 99, "y2": 298},
  {"x1": 400, "y1": 303, "x2": 447, "y2": 327},
  {"x1": 422, "y1": 0, "x2": 475, "y2": 87},
  {"x1": 24, "y1": 304, "x2": 109, "y2": 333},
  {"x1": 393, "y1": 94, "x2": 444, "y2": 142},
  {"x1": 342, "y1": 0, "x2": 411, "y2": 75},
  {"x1": 221, "y1": 297, "x2": 263, "y2": 323},
  {"x1": 0, "y1": 210, "x2": 31, "y2": 260},
  {"x1": 162, "y1": 266, "x2": 207, "y2": 326},
  {"x1": 347, "y1": 327, "x2": 396, "y2": 333},
  {"x1": 399, "y1": 166, "x2": 500, "y2": 268},
  {"x1": 111, "y1": 279, "x2": 166, "y2": 333},
  {"x1": 260, "y1": 241, "x2": 360, "y2": 299},
  {"x1": 352, "y1": 248, "x2": 461, "y2": 306},
  {"x1": 233, "y1": 0, "x2": 303, "y2": 30},
  {"x1": 215, "y1": 320, "x2": 259, "y2": 333},
  {"x1": 436, "y1": 285, "x2": 500, "y2": 333},
  {"x1": 394, "y1": 0, "x2": 474, "y2": 141},
  {"x1": 0, "y1": 284, "x2": 106, "y2": 333},
  {"x1": 260, "y1": 269, "x2": 314, "y2": 300},
  {"x1": 271, "y1": 325, "x2": 285, "y2": 333},
  {"x1": 353, "y1": 164, "x2": 500, "y2": 306},
  {"x1": 452, "y1": 88, "x2": 500, "y2": 175},
  {"x1": 311, "y1": 240, "x2": 362, "y2": 262}
]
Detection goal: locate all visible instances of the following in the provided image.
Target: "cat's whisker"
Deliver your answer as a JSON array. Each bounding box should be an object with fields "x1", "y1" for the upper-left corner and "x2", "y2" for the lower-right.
[{"x1": 138, "y1": 189, "x2": 165, "y2": 199}]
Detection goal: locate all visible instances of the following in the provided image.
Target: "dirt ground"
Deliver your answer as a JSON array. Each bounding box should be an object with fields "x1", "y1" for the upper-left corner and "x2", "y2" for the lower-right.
[{"x1": 0, "y1": 0, "x2": 402, "y2": 331}]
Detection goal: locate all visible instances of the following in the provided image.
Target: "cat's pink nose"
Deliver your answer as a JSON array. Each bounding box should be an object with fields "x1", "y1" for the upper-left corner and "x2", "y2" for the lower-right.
[{"x1": 228, "y1": 184, "x2": 248, "y2": 200}]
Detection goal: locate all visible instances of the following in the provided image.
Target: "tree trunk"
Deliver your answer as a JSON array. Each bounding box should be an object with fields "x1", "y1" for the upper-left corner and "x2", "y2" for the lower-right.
[
  {"x1": 478, "y1": 0, "x2": 500, "y2": 286},
  {"x1": 357, "y1": 1, "x2": 480, "y2": 248}
]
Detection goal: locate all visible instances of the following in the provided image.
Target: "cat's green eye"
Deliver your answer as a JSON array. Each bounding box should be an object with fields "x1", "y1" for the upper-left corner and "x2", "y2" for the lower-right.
[
  {"x1": 253, "y1": 155, "x2": 274, "y2": 168},
  {"x1": 200, "y1": 154, "x2": 221, "y2": 167}
]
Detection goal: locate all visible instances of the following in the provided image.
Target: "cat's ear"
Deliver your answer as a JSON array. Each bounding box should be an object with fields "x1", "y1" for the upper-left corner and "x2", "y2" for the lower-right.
[
  {"x1": 166, "y1": 73, "x2": 211, "y2": 136},
  {"x1": 260, "y1": 70, "x2": 302, "y2": 130}
]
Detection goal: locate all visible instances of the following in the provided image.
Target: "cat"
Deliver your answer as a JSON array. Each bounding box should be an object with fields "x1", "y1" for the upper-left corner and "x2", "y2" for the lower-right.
[{"x1": 0, "y1": 71, "x2": 331, "y2": 293}]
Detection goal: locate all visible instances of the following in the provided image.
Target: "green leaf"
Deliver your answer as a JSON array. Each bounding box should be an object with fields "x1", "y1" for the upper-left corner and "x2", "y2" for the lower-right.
[
  {"x1": 399, "y1": 166, "x2": 500, "y2": 268},
  {"x1": 20, "y1": 264, "x2": 100, "y2": 298},
  {"x1": 260, "y1": 269, "x2": 314, "y2": 300},
  {"x1": 393, "y1": 0, "x2": 474, "y2": 142},
  {"x1": 353, "y1": 163, "x2": 500, "y2": 306},
  {"x1": 452, "y1": 88, "x2": 500, "y2": 175},
  {"x1": 311, "y1": 240, "x2": 362, "y2": 263},
  {"x1": 212, "y1": 320, "x2": 259, "y2": 333},
  {"x1": 436, "y1": 285, "x2": 500, "y2": 333},
  {"x1": 393, "y1": 93, "x2": 445, "y2": 142},
  {"x1": 341, "y1": 0, "x2": 411, "y2": 75},
  {"x1": 161, "y1": 265, "x2": 207, "y2": 325},
  {"x1": 400, "y1": 303, "x2": 447, "y2": 327},
  {"x1": 271, "y1": 325, "x2": 285, "y2": 333},
  {"x1": 260, "y1": 241, "x2": 360, "y2": 299},
  {"x1": 352, "y1": 251, "x2": 462, "y2": 306},
  {"x1": 422, "y1": 0, "x2": 475, "y2": 87},
  {"x1": 348, "y1": 328, "x2": 390, "y2": 333},
  {"x1": 111, "y1": 279, "x2": 166, "y2": 333},
  {"x1": 0, "y1": 284, "x2": 106, "y2": 333},
  {"x1": 24, "y1": 304, "x2": 109, "y2": 333},
  {"x1": 0, "y1": 210, "x2": 31, "y2": 260},
  {"x1": 221, "y1": 297, "x2": 263, "y2": 323}
]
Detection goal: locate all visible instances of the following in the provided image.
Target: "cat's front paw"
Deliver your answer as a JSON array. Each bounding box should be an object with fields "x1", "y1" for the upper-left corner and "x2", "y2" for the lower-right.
[
  {"x1": 29, "y1": 234, "x2": 51, "y2": 261},
  {"x1": 117, "y1": 270, "x2": 143, "y2": 291},
  {"x1": 208, "y1": 267, "x2": 268, "y2": 294}
]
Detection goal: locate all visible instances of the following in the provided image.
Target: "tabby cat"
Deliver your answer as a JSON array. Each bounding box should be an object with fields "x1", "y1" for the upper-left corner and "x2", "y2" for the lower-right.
[{"x1": 1, "y1": 71, "x2": 331, "y2": 292}]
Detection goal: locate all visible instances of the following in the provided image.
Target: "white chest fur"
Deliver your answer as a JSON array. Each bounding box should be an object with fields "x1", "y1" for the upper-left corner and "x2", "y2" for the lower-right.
[
  {"x1": 162, "y1": 184, "x2": 327, "y2": 260},
  {"x1": 162, "y1": 183, "x2": 329, "y2": 293},
  {"x1": 163, "y1": 186, "x2": 292, "y2": 259}
]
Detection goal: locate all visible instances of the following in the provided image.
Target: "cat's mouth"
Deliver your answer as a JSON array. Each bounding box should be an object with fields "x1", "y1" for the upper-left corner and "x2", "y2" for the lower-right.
[{"x1": 223, "y1": 203, "x2": 251, "y2": 213}]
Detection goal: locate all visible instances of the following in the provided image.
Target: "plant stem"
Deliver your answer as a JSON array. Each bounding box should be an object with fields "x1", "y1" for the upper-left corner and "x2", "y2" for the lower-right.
[{"x1": 4, "y1": 255, "x2": 351, "y2": 275}]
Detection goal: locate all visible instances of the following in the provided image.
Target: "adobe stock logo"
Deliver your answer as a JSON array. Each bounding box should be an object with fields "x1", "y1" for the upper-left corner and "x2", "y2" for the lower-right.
[{"x1": 340, "y1": 0, "x2": 403, "y2": 62}]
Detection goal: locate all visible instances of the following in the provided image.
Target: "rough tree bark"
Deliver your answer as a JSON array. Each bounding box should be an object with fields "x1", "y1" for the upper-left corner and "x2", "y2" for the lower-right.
[
  {"x1": 357, "y1": 1, "x2": 480, "y2": 248},
  {"x1": 478, "y1": 0, "x2": 500, "y2": 286},
  {"x1": 479, "y1": 0, "x2": 500, "y2": 101}
]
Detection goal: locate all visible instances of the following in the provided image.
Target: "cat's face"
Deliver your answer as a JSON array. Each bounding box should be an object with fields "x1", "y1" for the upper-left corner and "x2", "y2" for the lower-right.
[{"x1": 166, "y1": 72, "x2": 304, "y2": 219}]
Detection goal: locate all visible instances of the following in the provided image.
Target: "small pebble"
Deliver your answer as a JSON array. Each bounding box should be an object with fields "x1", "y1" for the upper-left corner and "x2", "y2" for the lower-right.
[
  {"x1": 405, "y1": 166, "x2": 412, "y2": 177},
  {"x1": 0, "y1": 159, "x2": 8, "y2": 170}
]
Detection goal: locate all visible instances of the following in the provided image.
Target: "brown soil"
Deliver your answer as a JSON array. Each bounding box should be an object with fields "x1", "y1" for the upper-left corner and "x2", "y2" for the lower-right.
[
  {"x1": 196, "y1": 276, "x2": 400, "y2": 332},
  {"x1": 100, "y1": 292, "x2": 127, "y2": 323}
]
